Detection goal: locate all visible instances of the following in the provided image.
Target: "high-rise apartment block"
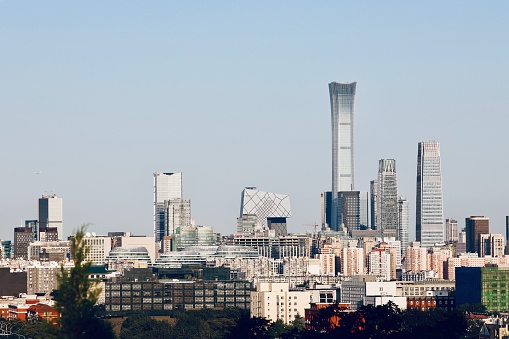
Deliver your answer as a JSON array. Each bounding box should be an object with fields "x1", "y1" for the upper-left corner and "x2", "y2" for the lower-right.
[
  {"x1": 368, "y1": 248, "x2": 391, "y2": 281},
  {"x1": 374, "y1": 159, "x2": 398, "y2": 239},
  {"x1": 341, "y1": 247, "x2": 365, "y2": 276},
  {"x1": 465, "y1": 216, "x2": 490, "y2": 255},
  {"x1": 445, "y1": 219, "x2": 458, "y2": 242},
  {"x1": 479, "y1": 233, "x2": 505, "y2": 258},
  {"x1": 329, "y1": 81, "x2": 356, "y2": 231},
  {"x1": 405, "y1": 242, "x2": 427, "y2": 272},
  {"x1": 38, "y1": 194, "x2": 63, "y2": 240},
  {"x1": 154, "y1": 172, "x2": 182, "y2": 243},
  {"x1": 416, "y1": 141, "x2": 444, "y2": 248}
]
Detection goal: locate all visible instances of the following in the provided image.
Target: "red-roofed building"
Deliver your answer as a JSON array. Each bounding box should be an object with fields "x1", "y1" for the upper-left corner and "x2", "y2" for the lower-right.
[{"x1": 27, "y1": 303, "x2": 59, "y2": 326}]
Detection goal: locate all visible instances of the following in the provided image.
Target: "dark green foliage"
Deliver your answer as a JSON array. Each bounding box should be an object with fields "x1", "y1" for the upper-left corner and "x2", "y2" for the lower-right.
[
  {"x1": 1, "y1": 318, "x2": 61, "y2": 339},
  {"x1": 53, "y1": 225, "x2": 115, "y2": 339},
  {"x1": 456, "y1": 303, "x2": 487, "y2": 314},
  {"x1": 399, "y1": 308, "x2": 469, "y2": 339},
  {"x1": 120, "y1": 312, "x2": 172, "y2": 339},
  {"x1": 1, "y1": 303, "x2": 487, "y2": 338},
  {"x1": 228, "y1": 314, "x2": 271, "y2": 339}
]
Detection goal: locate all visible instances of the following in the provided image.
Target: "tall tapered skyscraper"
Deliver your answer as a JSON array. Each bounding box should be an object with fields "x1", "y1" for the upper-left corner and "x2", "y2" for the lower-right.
[
  {"x1": 416, "y1": 141, "x2": 444, "y2": 248},
  {"x1": 329, "y1": 81, "x2": 356, "y2": 231},
  {"x1": 154, "y1": 172, "x2": 182, "y2": 243}
]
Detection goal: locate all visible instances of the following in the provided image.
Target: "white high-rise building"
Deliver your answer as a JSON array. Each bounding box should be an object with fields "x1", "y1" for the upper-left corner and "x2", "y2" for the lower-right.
[
  {"x1": 479, "y1": 233, "x2": 505, "y2": 257},
  {"x1": 329, "y1": 82, "x2": 356, "y2": 231},
  {"x1": 416, "y1": 141, "x2": 444, "y2": 248},
  {"x1": 342, "y1": 247, "x2": 365, "y2": 276},
  {"x1": 38, "y1": 194, "x2": 63, "y2": 240},
  {"x1": 154, "y1": 172, "x2": 182, "y2": 243},
  {"x1": 368, "y1": 248, "x2": 391, "y2": 281}
]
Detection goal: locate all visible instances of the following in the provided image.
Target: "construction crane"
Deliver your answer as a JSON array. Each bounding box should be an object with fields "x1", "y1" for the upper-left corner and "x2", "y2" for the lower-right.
[{"x1": 304, "y1": 223, "x2": 319, "y2": 239}]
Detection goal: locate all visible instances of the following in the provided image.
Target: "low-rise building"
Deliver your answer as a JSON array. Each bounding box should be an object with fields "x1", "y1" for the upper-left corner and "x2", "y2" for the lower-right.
[
  {"x1": 104, "y1": 279, "x2": 251, "y2": 312},
  {"x1": 250, "y1": 282, "x2": 311, "y2": 324}
]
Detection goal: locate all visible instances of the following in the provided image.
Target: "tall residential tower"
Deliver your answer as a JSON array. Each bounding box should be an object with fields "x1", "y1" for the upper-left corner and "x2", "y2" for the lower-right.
[
  {"x1": 416, "y1": 141, "x2": 444, "y2": 248},
  {"x1": 329, "y1": 81, "x2": 356, "y2": 231}
]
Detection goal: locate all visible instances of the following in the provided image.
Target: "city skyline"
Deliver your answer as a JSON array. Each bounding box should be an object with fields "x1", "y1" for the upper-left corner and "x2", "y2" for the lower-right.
[{"x1": 1, "y1": 2, "x2": 508, "y2": 241}]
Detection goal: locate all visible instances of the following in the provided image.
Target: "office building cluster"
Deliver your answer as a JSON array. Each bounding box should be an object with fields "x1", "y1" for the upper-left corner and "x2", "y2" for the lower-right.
[{"x1": 1, "y1": 81, "x2": 509, "y2": 326}]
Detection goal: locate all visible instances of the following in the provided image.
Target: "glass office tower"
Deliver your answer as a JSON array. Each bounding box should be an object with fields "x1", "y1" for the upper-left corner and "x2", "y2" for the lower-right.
[
  {"x1": 38, "y1": 194, "x2": 63, "y2": 240},
  {"x1": 154, "y1": 172, "x2": 182, "y2": 243},
  {"x1": 377, "y1": 159, "x2": 398, "y2": 239},
  {"x1": 416, "y1": 141, "x2": 444, "y2": 248},
  {"x1": 329, "y1": 81, "x2": 356, "y2": 231}
]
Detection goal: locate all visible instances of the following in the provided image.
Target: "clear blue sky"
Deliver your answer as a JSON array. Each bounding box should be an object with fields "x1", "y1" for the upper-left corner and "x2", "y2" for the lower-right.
[{"x1": 1, "y1": 1, "x2": 508, "y2": 241}]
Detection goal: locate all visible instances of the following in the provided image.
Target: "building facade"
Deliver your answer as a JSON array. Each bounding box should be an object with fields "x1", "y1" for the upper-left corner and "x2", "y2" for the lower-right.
[
  {"x1": 456, "y1": 265, "x2": 509, "y2": 312},
  {"x1": 14, "y1": 227, "x2": 34, "y2": 259},
  {"x1": 416, "y1": 141, "x2": 444, "y2": 248},
  {"x1": 38, "y1": 194, "x2": 63, "y2": 240},
  {"x1": 329, "y1": 81, "x2": 356, "y2": 231},
  {"x1": 321, "y1": 191, "x2": 368, "y2": 233},
  {"x1": 445, "y1": 219, "x2": 458, "y2": 242},
  {"x1": 105, "y1": 280, "x2": 251, "y2": 312},
  {"x1": 240, "y1": 187, "x2": 291, "y2": 229},
  {"x1": 375, "y1": 159, "x2": 398, "y2": 239},
  {"x1": 154, "y1": 172, "x2": 183, "y2": 243},
  {"x1": 398, "y1": 196, "x2": 409, "y2": 258},
  {"x1": 164, "y1": 198, "x2": 191, "y2": 237},
  {"x1": 465, "y1": 216, "x2": 490, "y2": 255},
  {"x1": 250, "y1": 282, "x2": 310, "y2": 324}
]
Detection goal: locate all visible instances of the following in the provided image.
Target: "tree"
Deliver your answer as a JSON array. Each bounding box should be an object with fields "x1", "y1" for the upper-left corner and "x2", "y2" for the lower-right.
[
  {"x1": 120, "y1": 312, "x2": 172, "y2": 339},
  {"x1": 228, "y1": 314, "x2": 271, "y2": 339},
  {"x1": 53, "y1": 225, "x2": 115, "y2": 339}
]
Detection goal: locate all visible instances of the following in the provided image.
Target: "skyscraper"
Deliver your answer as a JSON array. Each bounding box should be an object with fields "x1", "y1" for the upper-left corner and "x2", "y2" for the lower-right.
[
  {"x1": 38, "y1": 194, "x2": 63, "y2": 240},
  {"x1": 397, "y1": 196, "x2": 409, "y2": 258},
  {"x1": 375, "y1": 159, "x2": 398, "y2": 238},
  {"x1": 416, "y1": 141, "x2": 444, "y2": 248},
  {"x1": 445, "y1": 219, "x2": 459, "y2": 242},
  {"x1": 164, "y1": 198, "x2": 191, "y2": 236},
  {"x1": 370, "y1": 179, "x2": 378, "y2": 230},
  {"x1": 321, "y1": 191, "x2": 368, "y2": 233},
  {"x1": 329, "y1": 81, "x2": 356, "y2": 231},
  {"x1": 240, "y1": 187, "x2": 291, "y2": 233},
  {"x1": 465, "y1": 216, "x2": 489, "y2": 255},
  {"x1": 154, "y1": 172, "x2": 182, "y2": 243}
]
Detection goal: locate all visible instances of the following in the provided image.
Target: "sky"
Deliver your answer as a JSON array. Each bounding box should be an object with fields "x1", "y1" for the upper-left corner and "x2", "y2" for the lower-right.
[{"x1": 1, "y1": 1, "x2": 508, "y2": 242}]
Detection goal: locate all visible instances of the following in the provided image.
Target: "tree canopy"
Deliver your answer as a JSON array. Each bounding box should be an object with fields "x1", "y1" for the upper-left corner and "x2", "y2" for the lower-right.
[{"x1": 53, "y1": 225, "x2": 115, "y2": 339}]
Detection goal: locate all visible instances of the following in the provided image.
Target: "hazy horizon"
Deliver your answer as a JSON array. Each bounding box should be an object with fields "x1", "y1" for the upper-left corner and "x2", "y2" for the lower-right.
[{"x1": 1, "y1": 1, "x2": 508, "y2": 242}]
